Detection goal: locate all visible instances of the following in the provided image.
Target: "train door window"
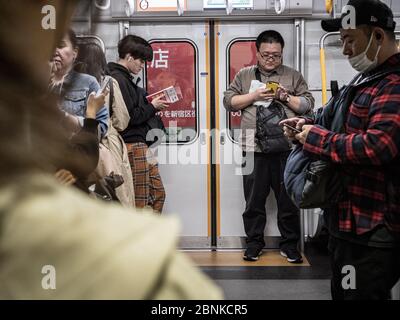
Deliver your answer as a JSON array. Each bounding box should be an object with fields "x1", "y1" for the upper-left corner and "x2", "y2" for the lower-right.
[
  {"x1": 146, "y1": 40, "x2": 198, "y2": 143},
  {"x1": 227, "y1": 39, "x2": 257, "y2": 141},
  {"x1": 323, "y1": 35, "x2": 357, "y2": 91}
]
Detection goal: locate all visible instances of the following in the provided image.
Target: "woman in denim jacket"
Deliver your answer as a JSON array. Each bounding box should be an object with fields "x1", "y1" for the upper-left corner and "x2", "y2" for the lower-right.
[{"x1": 50, "y1": 29, "x2": 108, "y2": 138}]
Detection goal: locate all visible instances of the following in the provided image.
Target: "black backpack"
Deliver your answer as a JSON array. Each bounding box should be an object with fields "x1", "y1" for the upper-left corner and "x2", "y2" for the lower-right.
[{"x1": 254, "y1": 68, "x2": 291, "y2": 154}]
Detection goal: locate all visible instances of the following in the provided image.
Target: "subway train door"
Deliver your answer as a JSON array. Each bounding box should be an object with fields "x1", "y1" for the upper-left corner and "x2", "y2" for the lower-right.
[
  {"x1": 216, "y1": 21, "x2": 298, "y2": 247},
  {"x1": 130, "y1": 23, "x2": 210, "y2": 241}
]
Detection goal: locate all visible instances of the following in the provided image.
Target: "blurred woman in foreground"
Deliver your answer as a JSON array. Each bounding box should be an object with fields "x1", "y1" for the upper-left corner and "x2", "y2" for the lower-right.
[{"x1": 0, "y1": 0, "x2": 221, "y2": 299}]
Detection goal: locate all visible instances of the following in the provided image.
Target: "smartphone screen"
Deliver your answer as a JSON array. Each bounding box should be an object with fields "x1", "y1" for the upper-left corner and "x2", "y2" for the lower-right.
[{"x1": 266, "y1": 81, "x2": 279, "y2": 94}]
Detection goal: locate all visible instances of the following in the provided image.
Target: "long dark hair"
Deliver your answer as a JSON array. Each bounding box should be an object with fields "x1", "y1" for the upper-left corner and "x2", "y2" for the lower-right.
[
  {"x1": 75, "y1": 42, "x2": 107, "y2": 83},
  {"x1": 68, "y1": 28, "x2": 79, "y2": 50}
]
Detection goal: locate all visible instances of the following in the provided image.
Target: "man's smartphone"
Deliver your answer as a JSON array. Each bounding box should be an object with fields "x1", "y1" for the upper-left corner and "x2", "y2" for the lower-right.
[
  {"x1": 283, "y1": 123, "x2": 302, "y2": 134},
  {"x1": 265, "y1": 81, "x2": 279, "y2": 94}
]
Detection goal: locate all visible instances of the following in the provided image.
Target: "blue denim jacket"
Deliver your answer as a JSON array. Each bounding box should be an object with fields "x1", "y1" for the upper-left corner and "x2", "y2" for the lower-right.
[{"x1": 58, "y1": 71, "x2": 108, "y2": 137}]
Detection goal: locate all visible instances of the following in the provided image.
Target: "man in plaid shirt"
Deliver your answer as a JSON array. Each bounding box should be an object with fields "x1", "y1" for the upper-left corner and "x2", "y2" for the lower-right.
[{"x1": 282, "y1": 0, "x2": 400, "y2": 299}]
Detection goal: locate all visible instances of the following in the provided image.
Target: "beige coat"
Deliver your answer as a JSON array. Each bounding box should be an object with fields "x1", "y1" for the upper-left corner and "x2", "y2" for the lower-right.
[
  {"x1": 0, "y1": 174, "x2": 223, "y2": 299},
  {"x1": 100, "y1": 78, "x2": 135, "y2": 207}
]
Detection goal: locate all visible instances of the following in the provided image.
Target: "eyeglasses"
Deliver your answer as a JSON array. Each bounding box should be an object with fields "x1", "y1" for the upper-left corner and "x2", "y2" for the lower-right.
[{"x1": 259, "y1": 53, "x2": 282, "y2": 61}]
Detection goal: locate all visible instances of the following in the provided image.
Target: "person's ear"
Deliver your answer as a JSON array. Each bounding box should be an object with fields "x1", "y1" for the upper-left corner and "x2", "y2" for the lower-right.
[{"x1": 375, "y1": 29, "x2": 384, "y2": 44}]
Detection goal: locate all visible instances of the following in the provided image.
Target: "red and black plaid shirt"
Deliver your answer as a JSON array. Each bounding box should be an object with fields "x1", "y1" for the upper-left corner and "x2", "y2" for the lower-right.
[{"x1": 304, "y1": 53, "x2": 400, "y2": 235}]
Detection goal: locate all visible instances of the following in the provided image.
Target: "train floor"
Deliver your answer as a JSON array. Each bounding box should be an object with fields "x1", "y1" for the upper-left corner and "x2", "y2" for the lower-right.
[{"x1": 182, "y1": 238, "x2": 332, "y2": 300}]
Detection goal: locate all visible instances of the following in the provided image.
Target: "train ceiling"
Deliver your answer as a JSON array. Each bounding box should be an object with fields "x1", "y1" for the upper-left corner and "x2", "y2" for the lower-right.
[{"x1": 72, "y1": 0, "x2": 399, "y2": 21}]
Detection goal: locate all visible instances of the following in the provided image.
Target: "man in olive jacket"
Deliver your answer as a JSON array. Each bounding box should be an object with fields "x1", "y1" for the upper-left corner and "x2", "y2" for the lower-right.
[{"x1": 224, "y1": 30, "x2": 314, "y2": 263}]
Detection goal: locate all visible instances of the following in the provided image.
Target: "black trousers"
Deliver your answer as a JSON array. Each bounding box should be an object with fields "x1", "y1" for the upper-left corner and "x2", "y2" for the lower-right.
[
  {"x1": 329, "y1": 236, "x2": 400, "y2": 300},
  {"x1": 242, "y1": 151, "x2": 300, "y2": 250}
]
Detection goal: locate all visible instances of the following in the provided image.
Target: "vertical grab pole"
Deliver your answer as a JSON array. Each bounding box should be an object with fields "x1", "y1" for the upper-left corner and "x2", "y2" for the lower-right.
[
  {"x1": 320, "y1": 47, "x2": 328, "y2": 105},
  {"x1": 295, "y1": 18, "x2": 305, "y2": 253},
  {"x1": 319, "y1": 32, "x2": 340, "y2": 105},
  {"x1": 300, "y1": 210, "x2": 305, "y2": 253},
  {"x1": 209, "y1": 21, "x2": 218, "y2": 250},
  {"x1": 295, "y1": 19, "x2": 301, "y2": 72},
  {"x1": 301, "y1": 19, "x2": 306, "y2": 76}
]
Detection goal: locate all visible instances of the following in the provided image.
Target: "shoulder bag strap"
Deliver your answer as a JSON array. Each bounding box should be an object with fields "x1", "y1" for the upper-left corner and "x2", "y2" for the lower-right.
[{"x1": 255, "y1": 67, "x2": 262, "y2": 82}]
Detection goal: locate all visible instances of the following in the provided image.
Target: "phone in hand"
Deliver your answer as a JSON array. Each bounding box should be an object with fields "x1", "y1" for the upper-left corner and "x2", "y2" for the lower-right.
[
  {"x1": 99, "y1": 77, "x2": 111, "y2": 94},
  {"x1": 283, "y1": 123, "x2": 302, "y2": 134},
  {"x1": 265, "y1": 81, "x2": 279, "y2": 94}
]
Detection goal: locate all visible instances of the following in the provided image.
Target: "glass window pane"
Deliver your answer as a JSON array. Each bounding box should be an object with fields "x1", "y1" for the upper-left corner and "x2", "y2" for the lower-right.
[
  {"x1": 227, "y1": 40, "x2": 257, "y2": 141},
  {"x1": 146, "y1": 41, "x2": 197, "y2": 143}
]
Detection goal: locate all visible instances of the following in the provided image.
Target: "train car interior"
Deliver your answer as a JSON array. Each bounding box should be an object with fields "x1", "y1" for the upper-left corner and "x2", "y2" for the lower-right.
[{"x1": 70, "y1": 0, "x2": 400, "y2": 300}]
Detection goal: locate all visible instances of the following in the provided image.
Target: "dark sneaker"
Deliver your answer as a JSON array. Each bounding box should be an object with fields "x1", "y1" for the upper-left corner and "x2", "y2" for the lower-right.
[
  {"x1": 243, "y1": 247, "x2": 263, "y2": 261},
  {"x1": 280, "y1": 248, "x2": 303, "y2": 263}
]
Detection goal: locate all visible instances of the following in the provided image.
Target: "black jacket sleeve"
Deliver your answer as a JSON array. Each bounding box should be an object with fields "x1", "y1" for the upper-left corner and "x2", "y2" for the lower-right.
[{"x1": 115, "y1": 74, "x2": 157, "y2": 126}]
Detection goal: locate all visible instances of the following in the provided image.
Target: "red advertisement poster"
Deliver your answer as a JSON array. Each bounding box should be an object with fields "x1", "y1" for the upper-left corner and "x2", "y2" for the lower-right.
[
  {"x1": 146, "y1": 41, "x2": 196, "y2": 130},
  {"x1": 228, "y1": 40, "x2": 257, "y2": 130}
]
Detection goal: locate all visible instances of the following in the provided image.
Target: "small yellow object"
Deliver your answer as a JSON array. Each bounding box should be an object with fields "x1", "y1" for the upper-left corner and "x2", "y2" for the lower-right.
[
  {"x1": 265, "y1": 81, "x2": 280, "y2": 94},
  {"x1": 325, "y1": 0, "x2": 333, "y2": 14}
]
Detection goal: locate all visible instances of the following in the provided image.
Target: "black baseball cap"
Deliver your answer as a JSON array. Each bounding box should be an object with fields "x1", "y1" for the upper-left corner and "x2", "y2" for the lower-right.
[{"x1": 321, "y1": 0, "x2": 396, "y2": 32}]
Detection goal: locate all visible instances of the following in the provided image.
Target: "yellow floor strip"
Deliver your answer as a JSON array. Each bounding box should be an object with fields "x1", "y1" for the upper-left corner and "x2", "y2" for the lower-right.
[{"x1": 183, "y1": 250, "x2": 310, "y2": 267}]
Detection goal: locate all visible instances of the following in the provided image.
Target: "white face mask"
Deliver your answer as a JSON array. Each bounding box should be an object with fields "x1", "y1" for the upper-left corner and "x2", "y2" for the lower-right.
[{"x1": 348, "y1": 33, "x2": 381, "y2": 73}]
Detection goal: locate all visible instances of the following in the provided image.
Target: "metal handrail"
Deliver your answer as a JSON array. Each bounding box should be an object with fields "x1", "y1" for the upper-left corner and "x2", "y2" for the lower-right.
[
  {"x1": 177, "y1": 0, "x2": 185, "y2": 16},
  {"x1": 275, "y1": 0, "x2": 286, "y2": 15},
  {"x1": 319, "y1": 32, "x2": 340, "y2": 105},
  {"x1": 320, "y1": 30, "x2": 400, "y2": 105},
  {"x1": 225, "y1": 0, "x2": 233, "y2": 15},
  {"x1": 94, "y1": 0, "x2": 110, "y2": 11}
]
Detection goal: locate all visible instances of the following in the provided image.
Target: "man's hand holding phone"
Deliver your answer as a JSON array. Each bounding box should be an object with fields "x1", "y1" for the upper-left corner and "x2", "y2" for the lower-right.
[
  {"x1": 280, "y1": 117, "x2": 306, "y2": 139},
  {"x1": 256, "y1": 81, "x2": 285, "y2": 101},
  {"x1": 284, "y1": 123, "x2": 301, "y2": 134},
  {"x1": 276, "y1": 85, "x2": 290, "y2": 102},
  {"x1": 252, "y1": 87, "x2": 274, "y2": 102}
]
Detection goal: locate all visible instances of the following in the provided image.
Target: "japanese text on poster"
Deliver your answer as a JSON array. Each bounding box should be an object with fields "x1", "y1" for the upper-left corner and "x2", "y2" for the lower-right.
[{"x1": 147, "y1": 42, "x2": 197, "y2": 131}]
